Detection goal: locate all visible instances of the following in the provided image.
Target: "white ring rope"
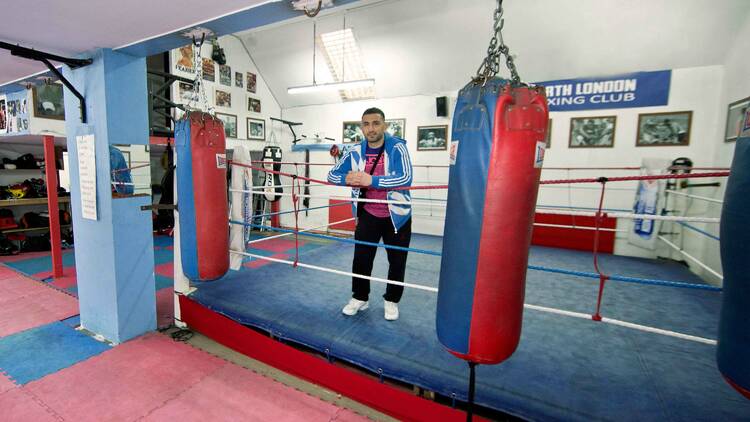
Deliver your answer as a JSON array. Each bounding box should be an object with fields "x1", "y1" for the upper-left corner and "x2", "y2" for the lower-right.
[
  {"x1": 523, "y1": 304, "x2": 716, "y2": 345},
  {"x1": 532, "y1": 223, "x2": 626, "y2": 233},
  {"x1": 247, "y1": 217, "x2": 356, "y2": 245},
  {"x1": 658, "y1": 235, "x2": 724, "y2": 280},
  {"x1": 232, "y1": 249, "x2": 717, "y2": 345},
  {"x1": 665, "y1": 190, "x2": 723, "y2": 204}
]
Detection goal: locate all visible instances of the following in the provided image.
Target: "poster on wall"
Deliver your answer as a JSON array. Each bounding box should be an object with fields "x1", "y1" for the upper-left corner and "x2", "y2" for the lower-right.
[
  {"x1": 0, "y1": 95, "x2": 7, "y2": 134},
  {"x1": 247, "y1": 97, "x2": 261, "y2": 113},
  {"x1": 636, "y1": 111, "x2": 692, "y2": 147},
  {"x1": 32, "y1": 83, "x2": 65, "y2": 120},
  {"x1": 246, "y1": 72, "x2": 257, "y2": 93},
  {"x1": 417, "y1": 125, "x2": 448, "y2": 151},
  {"x1": 77, "y1": 134, "x2": 98, "y2": 221},
  {"x1": 537, "y1": 70, "x2": 671, "y2": 112},
  {"x1": 342, "y1": 121, "x2": 364, "y2": 143},
  {"x1": 215, "y1": 89, "x2": 232, "y2": 108},
  {"x1": 386, "y1": 119, "x2": 405, "y2": 138},
  {"x1": 219, "y1": 65, "x2": 231, "y2": 86},
  {"x1": 234, "y1": 72, "x2": 243, "y2": 88},
  {"x1": 202, "y1": 58, "x2": 215, "y2": 82},
  {"x1": 174, "y1": 45, "x2": 195, "y2": 74},
  {"x1": 569, "y1": 116, "x2": 616, "y2": 148},
  {"x1": 5, "y1": 90, "x2": 29, "y2": 134},
  {"x1": 725, "y1": 96, "x2": 750, "y2": 142}
]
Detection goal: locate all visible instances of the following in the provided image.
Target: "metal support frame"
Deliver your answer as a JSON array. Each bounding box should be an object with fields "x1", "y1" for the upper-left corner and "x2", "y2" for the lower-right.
[
  {"x1": 147, "y1": 69, "x2": 193, "y2": 136},
  {"x1": 0, "y1": 41, "x2": 92, "y2": 123}
]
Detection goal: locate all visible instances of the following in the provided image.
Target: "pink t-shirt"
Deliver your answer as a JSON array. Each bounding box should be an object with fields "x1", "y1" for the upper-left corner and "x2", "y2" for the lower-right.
[{"x1": 363, "y1": 146, "x2": 390, "y2": 218}]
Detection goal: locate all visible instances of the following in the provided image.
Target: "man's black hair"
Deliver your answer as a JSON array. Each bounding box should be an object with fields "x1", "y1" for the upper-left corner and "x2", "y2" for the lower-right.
[{"x1": 362, "y1": 107, "x2": 385, "y2": 120}]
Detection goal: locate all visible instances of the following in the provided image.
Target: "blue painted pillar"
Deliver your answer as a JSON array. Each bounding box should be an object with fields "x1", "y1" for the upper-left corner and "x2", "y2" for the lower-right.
[{"x1": 63, "y1": 48, "x2": 155, "y2": 343}]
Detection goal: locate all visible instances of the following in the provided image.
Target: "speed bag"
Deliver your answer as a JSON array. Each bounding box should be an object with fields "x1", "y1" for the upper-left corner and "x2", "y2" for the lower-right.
[
  {"x1": 436, "y1": 79, "x2": 548, "y2": 364},
  {"x1": 717, "y1": 135, "x2": 750, "y2": 399},
  {"x1": 175, "y1": 113, "x2": 229, "y2": 282},
  {"x1": 262, "y1": 146, "x2": 283, "y2": 202}
]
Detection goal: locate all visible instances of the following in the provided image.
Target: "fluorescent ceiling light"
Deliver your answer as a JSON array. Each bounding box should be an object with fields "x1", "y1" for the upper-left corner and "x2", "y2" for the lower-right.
[{"x1": 288, "y1": 78, "x2": 375, "y2": 94}]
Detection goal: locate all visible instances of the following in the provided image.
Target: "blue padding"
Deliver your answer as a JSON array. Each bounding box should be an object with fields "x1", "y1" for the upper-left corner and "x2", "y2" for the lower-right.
[
  {"x1": 175, "y1": 119, "x2": 199, "y2": 279},
  {"x1": 437, "y1": 79, "x2": 505, "y2": 354},
  {"x1": 190, "y1": 236, "x2": 750, "y2": 420},
  {"x1": 717, "y1": 136, "x2": 750, "y2": 393},
  {"x1": 2, "y1": 251, "x2": 76, "y2": 278},
  {"x1": 0, "y1": 322, "x2": 110, "y2": 384},
  {"x1": 153, "y1": 248, "x2": 174, "y2": 265}
]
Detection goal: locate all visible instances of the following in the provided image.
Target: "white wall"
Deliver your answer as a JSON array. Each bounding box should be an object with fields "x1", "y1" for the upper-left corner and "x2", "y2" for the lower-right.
[
  {"x1": 170, "y1": 35, "x2": 281, "y2": 152},
  {"x1": 695, "y1": 13, "x2": 750, "y2": 285},
  {"x1": 281, "y1": 66, "x2": 726, "y2": 266}
]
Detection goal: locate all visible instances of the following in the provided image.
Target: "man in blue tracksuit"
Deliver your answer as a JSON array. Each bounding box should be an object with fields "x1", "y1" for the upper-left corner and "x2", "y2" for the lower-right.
[{"x1": 328, "y1": 107, "x2": 412, "y2": 321}]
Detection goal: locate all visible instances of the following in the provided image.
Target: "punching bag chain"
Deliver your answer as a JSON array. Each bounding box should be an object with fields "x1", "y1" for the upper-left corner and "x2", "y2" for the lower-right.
[
  {"x1": 188, "y1": 34, "x2": 215, "y2": 115},
  {"x1": 474, "y1": 0, "x2": 521, "y2": 86}
]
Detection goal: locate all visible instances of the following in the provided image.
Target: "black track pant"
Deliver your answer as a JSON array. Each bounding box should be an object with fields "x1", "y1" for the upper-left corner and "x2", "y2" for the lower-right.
[{"x1": 351, "y1": 210, "x2": 411, "y2": 303}]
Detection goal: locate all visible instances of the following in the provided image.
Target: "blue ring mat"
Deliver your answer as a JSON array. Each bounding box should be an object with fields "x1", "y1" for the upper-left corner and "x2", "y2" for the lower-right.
[{"x1": 188, "y1": 233, "x2": 749, "y2": 420}]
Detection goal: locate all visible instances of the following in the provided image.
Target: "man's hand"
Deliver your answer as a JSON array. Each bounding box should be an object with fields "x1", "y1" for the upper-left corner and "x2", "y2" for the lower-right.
[{"x1": 344, "y1": 171, "x2": 372, "y2": 187}]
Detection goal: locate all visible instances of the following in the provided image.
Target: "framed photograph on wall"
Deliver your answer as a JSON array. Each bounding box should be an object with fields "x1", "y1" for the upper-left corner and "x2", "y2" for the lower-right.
[
  {"x1": 636, "y1": 111, "x2": 692, "y2": 147},
  {"x1": 417, "y1": 125, "x2": 448, "y2": 150},
  {"x1": 342, "y1": 121, "x2": 364, "y2": 143},
  {"x1": 246, "y1": 72, "x2": 257, "y2": 93},
  {"x1": 32, "y1": 83, "x2": 65, "y2": 120},
  {"x1": 569, "y1": 116, "x2": 616, "y2": 148},
  {"x1": 174, "y1": 45, "x2": 194, "y2": 74},
  {"x1": 0, "y1": 96, "x2": 7, "y2": 133},
  {"x1": 234, "y1": 72, "x2": 243, "y2": 88},
  {"x1": 247, "y1": 118, "x2": 265, "y2": 141},
  {"x1": 215, "y1": 89, "x2": 232, "y2": 108},
  {"x1": 215, "y1": 112, "x2": 237, "y2": 139},
  {"x1": 545, "y1": 119, "x2": 552, "y2": 148},
  {"x1": 202, "y1": 58, "x2": 215, "y2": 82},
  {"x1": 219, "y1": 65, "x2": 231, "y2": 86},
  {"x1": 725, "y1": 96, "x2": 750, "y2": 142},
  {"x1": 247, "y1": 97, "x2": 261, "y2": 113},
  {"x1": 386, "y1": 119, "x2": 405, "y2": 138},
  {"x1": 178, "y1": 81, "x2": 194, "y2": 102}
]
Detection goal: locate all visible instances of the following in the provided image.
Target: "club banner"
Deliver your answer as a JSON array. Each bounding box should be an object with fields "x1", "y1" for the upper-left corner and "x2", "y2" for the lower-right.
[{"x1": 537, "y1": 70, "x2": 671, "y2": 112}]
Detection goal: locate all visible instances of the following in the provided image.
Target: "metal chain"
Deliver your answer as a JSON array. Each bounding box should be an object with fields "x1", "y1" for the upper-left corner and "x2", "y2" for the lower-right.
[
  {"x1": 188, "y1": 37, "x2": 214, "y2": 115},
  {"x1": 473, "y1": 0, "x2": 521, "y2": 86}
]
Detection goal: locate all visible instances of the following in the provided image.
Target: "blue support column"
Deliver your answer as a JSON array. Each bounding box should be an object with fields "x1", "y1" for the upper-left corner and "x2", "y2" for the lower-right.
[{"x1": 63, "y1": 48, "x2": 155, "y2": 343}]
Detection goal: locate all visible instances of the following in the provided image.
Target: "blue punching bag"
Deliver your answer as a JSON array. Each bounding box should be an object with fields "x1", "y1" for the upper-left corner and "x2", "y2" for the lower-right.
[
  {"x1": 717, "y1": 134, "x2": 750, "y2": 400},
  {"x1": 437, "y1": 79, "x2": 548, "y2": 364}
]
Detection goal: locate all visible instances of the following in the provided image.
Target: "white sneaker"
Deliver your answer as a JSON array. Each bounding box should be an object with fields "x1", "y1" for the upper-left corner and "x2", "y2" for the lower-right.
[
  {"x1": 384, "y1": 301, "x2": 399, "y2": 321},
  {"x1": 342, "y1": 298, "x2": 368, "y2": 316}
]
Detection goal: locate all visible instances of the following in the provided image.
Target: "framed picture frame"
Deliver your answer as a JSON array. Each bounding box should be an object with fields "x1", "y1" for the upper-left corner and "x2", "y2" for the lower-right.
[
  {"x1": 178, "y1": 81, "x2": 194, "y2": 102},
  {"x1": 215, "y1": 112, "x2": 238, "y2": 139},
  {"x1": 32, "y1": 83, "x2": 65, "y2": 120},
  {"x1": 385, "y1": 119, "x2": 405, "y2": 138},
  {"x1": 247, "y1": 117, "x2": 265, "y2": 141},
  {"x1": 234, "y1": 71, "x2": 243, "y2": 88},
  {"x1": 636, "y1": 111, "x2": 692, "y2": 147},
  {"x1": 342, "y1": 121, "x2": 364, "y2": 143},
  {"x1": 246, "y1": 72, "x2": 257, "y2": 93},
  {"x1": 725, "y1": 96, "x2": 750, "y2": 143},
  {"x1": 215, "y1": 89, "x2": 232, "y2": 108},
  {"x1": 417, "y1": 125, "x2": 448, "y2": 150},
  {"x1": 247, "y1": 97, "x2": 261, "y2": 113},
  {"x1": 569, "y1": 116, "x2": 616, "y2": 148},
  {"x1": 219, "y1": 65, "x2": 232, "y2": 86},
  {"x1": 201, "y1": 58, "x2": 215, "y2": 82},
  {"x1": 174, "y1": 45, "x2": 195, "y2": 74}
]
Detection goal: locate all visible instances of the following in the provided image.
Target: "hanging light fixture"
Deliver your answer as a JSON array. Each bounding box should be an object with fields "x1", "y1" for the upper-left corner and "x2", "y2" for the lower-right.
[{"x1": 288, "y1": 17, "x2": 375, "y2": 95}]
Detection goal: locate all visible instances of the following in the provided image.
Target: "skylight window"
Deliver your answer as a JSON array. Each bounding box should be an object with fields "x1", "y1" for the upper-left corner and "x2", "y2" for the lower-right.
[{"x1": 318, "y1": 28, "x2": 374, "y2": 101}]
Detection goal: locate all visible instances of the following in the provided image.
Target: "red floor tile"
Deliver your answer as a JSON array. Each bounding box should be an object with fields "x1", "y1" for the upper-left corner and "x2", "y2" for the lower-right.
[
  {"x1": 0, "y1": 275, "x2": 78, "y2": 338},
  {"x1": 0, "y1": 388, "x2": 62, "y2": 422}
]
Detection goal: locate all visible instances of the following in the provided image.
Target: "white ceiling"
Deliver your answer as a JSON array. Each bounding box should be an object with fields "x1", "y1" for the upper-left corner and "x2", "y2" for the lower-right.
[
  {"x1": 240, "y1": 0, "x2": 750, "y2": 109},
  {"x1": 0, "y1": 0, "x2": 271, "y2": 85}
]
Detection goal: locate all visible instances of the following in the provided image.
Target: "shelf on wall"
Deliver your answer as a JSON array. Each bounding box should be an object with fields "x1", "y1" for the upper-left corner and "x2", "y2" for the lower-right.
[
  {"x1": 2, "y1": 225, "x2": 71, "y2": 234},
  {"x1": 0, "y1": 197, "x2": 71, "y2": 207}
]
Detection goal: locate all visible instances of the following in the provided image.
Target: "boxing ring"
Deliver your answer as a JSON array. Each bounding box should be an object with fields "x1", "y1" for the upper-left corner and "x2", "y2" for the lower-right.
[{"x1": 176, "y1": 160, "x2": 750, "y2": 421}]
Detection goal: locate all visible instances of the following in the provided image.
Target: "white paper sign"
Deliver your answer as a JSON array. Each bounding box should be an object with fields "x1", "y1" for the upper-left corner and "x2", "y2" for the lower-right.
[{"x1": 77, "y1": 134, "x2": 98, "y2": 220}]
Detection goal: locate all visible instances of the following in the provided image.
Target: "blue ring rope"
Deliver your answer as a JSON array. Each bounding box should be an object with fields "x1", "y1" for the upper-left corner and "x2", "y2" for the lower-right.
[
  {"x1": 677, "y1": 221, "x2": 720, "y2": 241},
  {"x1": 232, "y1": 221, "x2": 720, "y2": 291}
]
